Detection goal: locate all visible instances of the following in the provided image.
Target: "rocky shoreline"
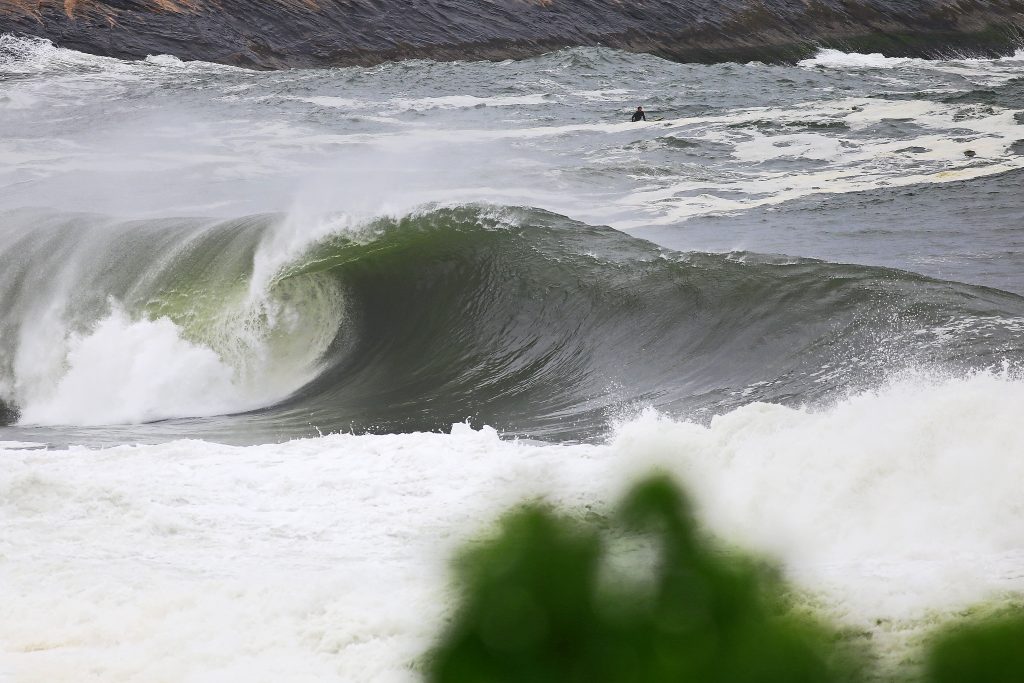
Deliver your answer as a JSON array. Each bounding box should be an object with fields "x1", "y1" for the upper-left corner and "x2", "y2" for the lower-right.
[{"x1": 1, "y1": 0, "x2": 1022, "y2": 69}]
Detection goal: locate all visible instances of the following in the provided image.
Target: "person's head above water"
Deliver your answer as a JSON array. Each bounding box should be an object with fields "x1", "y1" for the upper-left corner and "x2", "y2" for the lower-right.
[{"x1": 636, "y1": 106, "x2": 643, "y2": 111}]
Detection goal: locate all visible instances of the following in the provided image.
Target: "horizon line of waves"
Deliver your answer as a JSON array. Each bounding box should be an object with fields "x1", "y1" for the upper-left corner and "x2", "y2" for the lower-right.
[{"x1": 7, "y1": 32, "x2": 1024, "y2": 76}]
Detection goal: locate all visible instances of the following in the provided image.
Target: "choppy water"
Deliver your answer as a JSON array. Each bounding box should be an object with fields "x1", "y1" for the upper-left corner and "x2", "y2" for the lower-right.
[{"x1": 2, "y1": 35, "x2": 1024, "y2": 681}]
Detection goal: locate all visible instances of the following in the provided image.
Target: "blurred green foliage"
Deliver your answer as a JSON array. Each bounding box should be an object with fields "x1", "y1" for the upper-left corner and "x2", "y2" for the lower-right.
[
  {"x1": 923, "y1": 609, "x2": 1024, "y2": 683},
  {"x1": 427, "y1": 475, "x2": 866, "y2": 683}
]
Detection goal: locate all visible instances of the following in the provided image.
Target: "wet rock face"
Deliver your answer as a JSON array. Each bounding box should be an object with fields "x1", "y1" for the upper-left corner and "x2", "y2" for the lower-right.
[
  {"x1": 0, "y1": 398, "x2": 18, "y2": 426},
  {"x1": 1, "y1": 0, "x2": 1023, "y2": 68}
]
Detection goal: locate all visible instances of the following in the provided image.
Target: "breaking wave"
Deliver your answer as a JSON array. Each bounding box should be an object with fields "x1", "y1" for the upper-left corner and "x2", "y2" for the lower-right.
[{"x1": 1, "y1": 204, "x2": 1022, "y2": 438}]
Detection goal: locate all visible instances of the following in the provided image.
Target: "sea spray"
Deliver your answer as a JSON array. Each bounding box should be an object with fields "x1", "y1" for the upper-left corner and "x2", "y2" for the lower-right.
[
  {"x1": 608, "y1": 370, "x2": 1024, "y2": 620},
  {"x1": 16, "y1": 306, "x2": 245, "y2": 425}
]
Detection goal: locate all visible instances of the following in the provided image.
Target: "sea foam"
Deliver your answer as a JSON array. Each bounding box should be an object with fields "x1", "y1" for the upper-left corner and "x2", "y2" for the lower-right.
[{"x1": 2, "y1": 372, "x2": 1023, "y2": 680}]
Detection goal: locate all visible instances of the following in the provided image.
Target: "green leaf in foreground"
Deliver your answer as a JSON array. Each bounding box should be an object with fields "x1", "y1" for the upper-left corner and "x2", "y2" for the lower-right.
[
  {"x1": 924, "y1": 608, "x2": 1024, "y2": 683},
  {"x1": 427, "y1": 475, "x2": 867, "y2": 683}
]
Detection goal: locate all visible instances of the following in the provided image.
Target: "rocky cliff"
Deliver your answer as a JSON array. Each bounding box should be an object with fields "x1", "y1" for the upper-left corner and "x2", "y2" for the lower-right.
[{"x1": 1, "y1": 0, "x2": 1022, "y2": 69}]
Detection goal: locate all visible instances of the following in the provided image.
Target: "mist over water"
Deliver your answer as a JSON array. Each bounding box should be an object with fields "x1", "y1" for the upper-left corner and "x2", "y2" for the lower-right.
[{"x1": 3, "y1": 34, "x2": 1024, "y2": 681}]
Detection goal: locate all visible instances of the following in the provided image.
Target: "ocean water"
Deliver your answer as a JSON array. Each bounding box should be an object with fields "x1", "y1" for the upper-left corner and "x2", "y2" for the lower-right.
[{"x1": 2, "y1": 34, "x2": 1024, "y2": 680}]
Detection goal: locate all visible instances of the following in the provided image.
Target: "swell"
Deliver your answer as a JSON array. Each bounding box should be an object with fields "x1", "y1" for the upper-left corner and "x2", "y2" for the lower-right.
[
  {"x1": 1, "y1": 0, "x2": 1023, "y2": 69},
  {"x1": 2, "y1": 205, "x2": 1023, "y2": 438}
]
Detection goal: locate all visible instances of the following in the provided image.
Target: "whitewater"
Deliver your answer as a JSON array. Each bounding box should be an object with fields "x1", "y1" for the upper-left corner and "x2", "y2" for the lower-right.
[{"x1": 3, "y1": 34, "x2": 1024, "y2": 680}]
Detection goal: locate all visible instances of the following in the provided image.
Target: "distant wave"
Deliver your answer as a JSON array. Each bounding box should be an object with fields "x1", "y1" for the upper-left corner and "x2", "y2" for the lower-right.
[
  {"x1": 798, "y1": 47, "x2": 1024, "y2": 69},
  {"x1": 2, "y1": 205, "x2": 1023, "y2": 436}
]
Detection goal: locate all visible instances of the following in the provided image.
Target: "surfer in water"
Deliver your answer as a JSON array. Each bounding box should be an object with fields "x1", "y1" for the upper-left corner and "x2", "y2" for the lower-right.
[{"x1": 631, "y1": 106, "x2": 646, "y2": 122}]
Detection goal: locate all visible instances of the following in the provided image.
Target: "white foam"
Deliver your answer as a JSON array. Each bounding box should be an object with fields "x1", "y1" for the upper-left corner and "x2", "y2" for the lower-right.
[
  {"x1": 798, "y1": 48, "x2": 1024, "y2": 85},
  {"x1": 609, "y1": 370, "x2": 1024, "y2": 618},
  {"x1": 16, "y1": 308, "x2": 253, "y2": 426},
  {"x1": 0, "y1": 425, "x2": 599, "y2": 682},
  {"x1": 144, "y1": 54, "x2": 186, "y2": 67},
  {"x1": 798, "y1": 49, "x2": 917, "y2": 69},
  {"x1": 996, "y1": 48, "x2": 1024, "y2": 62},
  {"x1": 0, "y1": 34, "x2": 133, "y2": 76},
  {"x1": 3, "y1": 373, "x2": 1024, "y2": 678}
]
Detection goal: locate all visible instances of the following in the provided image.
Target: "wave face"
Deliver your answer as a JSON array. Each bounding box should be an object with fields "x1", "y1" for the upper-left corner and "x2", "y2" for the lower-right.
[
  {"x1": 2, "y1": 205, "x2": 1023, "y2": 441},
  {"x1": 263, "y1": 206, "x2": 1024, "y2": 438},
  {"x1": 1, "y1": 0, "x2": 1024, "y2": 68}
]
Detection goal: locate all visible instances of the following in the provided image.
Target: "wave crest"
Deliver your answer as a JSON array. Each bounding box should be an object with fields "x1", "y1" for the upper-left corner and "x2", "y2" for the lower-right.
[{"x1": 2, "y1": 204, "x2": 1023, "y2": 434}]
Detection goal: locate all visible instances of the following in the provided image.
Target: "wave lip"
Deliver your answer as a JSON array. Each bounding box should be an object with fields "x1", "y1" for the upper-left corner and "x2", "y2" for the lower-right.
[{"x1": 3, "y1": 0, "x2": 1024, "y2": 69}]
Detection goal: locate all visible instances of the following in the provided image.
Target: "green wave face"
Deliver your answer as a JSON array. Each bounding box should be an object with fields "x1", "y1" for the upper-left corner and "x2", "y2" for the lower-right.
[
  {"x1": 2, "y1": 204, "x2": 1024, "y2": 437},
  {"x1": 142, "y1": 244, "x2": 349, "y2": 406},
  {"x1": 244, "y1": 205, "x2": 1024, "y2": 438}
]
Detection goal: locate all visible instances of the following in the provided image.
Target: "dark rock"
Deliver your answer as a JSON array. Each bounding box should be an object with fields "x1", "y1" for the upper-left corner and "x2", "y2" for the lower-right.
[
  {"x1": 0, "y1": 398, "x2": 18, "y2": 426},
  {"x1": 1, "y1": 0, "x2": 1023, "y2": 70}
]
